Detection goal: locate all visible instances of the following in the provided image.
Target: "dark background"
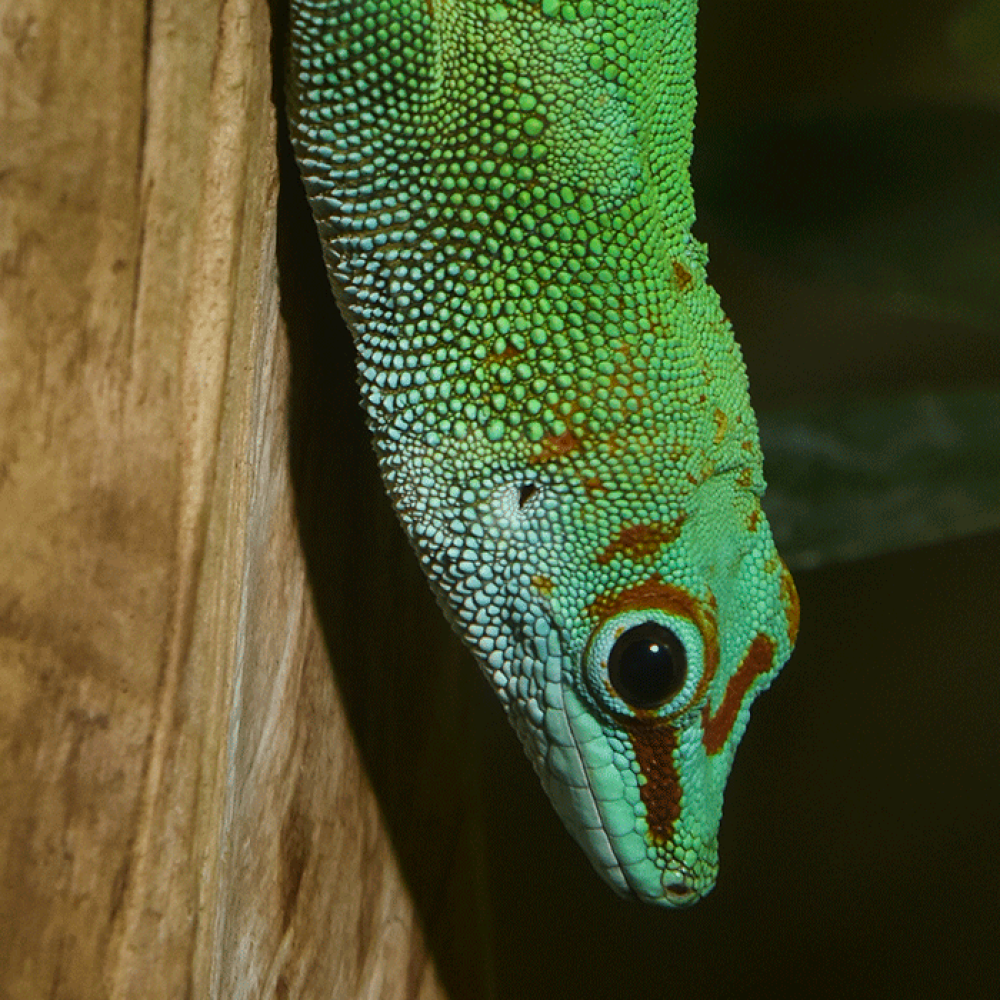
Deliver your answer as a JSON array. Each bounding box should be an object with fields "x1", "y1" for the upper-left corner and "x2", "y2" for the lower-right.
[{"x1": 276, "y1": 1, "x2": 999, "y2": 997}]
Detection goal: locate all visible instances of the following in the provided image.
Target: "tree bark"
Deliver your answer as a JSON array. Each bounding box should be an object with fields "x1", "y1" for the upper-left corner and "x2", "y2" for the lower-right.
[{"x1": 0, "y1": 1, "x2": 489, "y2": 996}]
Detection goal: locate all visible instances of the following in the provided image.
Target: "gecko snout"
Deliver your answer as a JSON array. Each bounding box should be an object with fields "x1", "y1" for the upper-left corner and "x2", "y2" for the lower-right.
[
  {"x1": 658, "y1": 866, "x2": 710, "y2": 908},
  {"x1": 663, "y1": 881, "x2": 699, "y2": 905}
]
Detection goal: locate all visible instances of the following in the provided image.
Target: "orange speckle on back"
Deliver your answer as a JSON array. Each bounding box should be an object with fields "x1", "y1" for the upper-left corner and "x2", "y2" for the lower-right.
[
  {"x1": 671, "y1": 259, "x2": 693, "y2": 292},
  {"x1": 712, "y1": 408, "x2": 728, "y2": 444},
  {"x1": 531, "y1": 574, "x2": 555, "y2": 598},
  {"x1": 490, "y1": 341, "x2": 522, "y2": 363},
  {"x1": 583, "y1": 476, "x2": 607, "y2": 496},
  {"x1": 746, "y1": 507, "x2": 761, "y2": 533}
]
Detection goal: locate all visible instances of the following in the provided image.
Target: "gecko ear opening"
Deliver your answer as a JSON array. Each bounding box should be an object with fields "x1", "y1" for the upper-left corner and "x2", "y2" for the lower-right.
[{"x1": 517, "y1": 483, "x2": 539, "y2": 507}]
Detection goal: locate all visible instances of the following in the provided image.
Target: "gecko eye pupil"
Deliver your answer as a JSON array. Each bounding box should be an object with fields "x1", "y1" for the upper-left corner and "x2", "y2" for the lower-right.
[{"x1": 608, "y1": 623, "x2": 687, "y2": 710}]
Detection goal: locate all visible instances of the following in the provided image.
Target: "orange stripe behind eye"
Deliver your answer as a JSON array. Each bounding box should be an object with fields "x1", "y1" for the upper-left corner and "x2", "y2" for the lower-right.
[
  {"x1": 624, "y1": 721, "x2": 681, "y2": 846},
  {"x1": 701, "y1": 635, "x2": 776, "y2": 756}
]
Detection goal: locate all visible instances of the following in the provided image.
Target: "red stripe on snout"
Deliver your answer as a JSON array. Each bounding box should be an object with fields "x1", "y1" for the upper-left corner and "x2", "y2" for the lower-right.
[{"x1": 701, "y1": 635, "x2": 775, "y2": 756}]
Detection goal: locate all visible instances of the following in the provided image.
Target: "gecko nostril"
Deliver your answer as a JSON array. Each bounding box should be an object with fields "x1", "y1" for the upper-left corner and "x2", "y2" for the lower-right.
[{"x1": 662, "y1": 874, "x2": 701, "y2": 906}]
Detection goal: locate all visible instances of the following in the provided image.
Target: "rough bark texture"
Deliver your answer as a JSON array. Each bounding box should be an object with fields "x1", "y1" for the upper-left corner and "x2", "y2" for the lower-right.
[{"x1": 0, "y1": 1, "x2": 488, "y2": 997}]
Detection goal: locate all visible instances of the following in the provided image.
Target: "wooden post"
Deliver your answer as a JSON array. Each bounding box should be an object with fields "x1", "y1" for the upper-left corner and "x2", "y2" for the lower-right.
[{"x1": 0, "y1": 1, "x2": 492, "y2": 996}]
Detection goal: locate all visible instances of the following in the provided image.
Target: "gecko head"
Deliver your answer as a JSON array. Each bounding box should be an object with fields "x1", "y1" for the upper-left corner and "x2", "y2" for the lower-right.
[
  {"x1": 450, "y1": 469, "x2": 801, "y2": 908},
  {"x1": 531, "y1": 470, "x2": 800, "y2": 907},
  {"x1": 522, "y1": 481, "x2": 799, "y2": 907},
  {"x1": 387, "y1": 448, "x2": 798, "y2": 908}
]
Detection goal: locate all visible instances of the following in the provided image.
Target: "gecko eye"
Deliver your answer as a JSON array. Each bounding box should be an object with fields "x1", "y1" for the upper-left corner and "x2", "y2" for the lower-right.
[
  {"x1": 585, "y1": 610, "x2": 704, "y2": 719},
  {"x1": 608, "y1": 623, "x2": 687, "y2": 710}
]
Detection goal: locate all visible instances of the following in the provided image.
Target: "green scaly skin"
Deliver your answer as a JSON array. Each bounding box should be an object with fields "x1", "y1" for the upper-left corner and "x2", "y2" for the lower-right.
[{"x1": 288, "y1": 0, "x2": 799, "y2": 907}]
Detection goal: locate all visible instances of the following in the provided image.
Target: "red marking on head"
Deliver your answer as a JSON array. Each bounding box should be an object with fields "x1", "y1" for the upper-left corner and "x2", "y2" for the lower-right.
[
  {"x1": 623, "y1": 721, "x2": 681, "y2": 846},
  {"x1": 531, "y1": 574, "x2": 555, "y2": 598},
  {"x1": 586, "y1": 575, "x2": 719, "y2": 703},
  {"x1": 779, "y1": 559, "x2": 800, "y2": 647},
  {"x1": 529, "y1": 429, "x2": 581, "y2": 464},
  {"x1": 702, "y1": 635, "x2": 776, "y2": 755},
  {"x1": 671, "y1": 259, "x2": 693, "y2": 292},
  {"x1": 589, "y1": 575, "x2": 693, "y2": 623},
  {"x1": 595, "y1": 518, "x2": 685, "y2": 566}
]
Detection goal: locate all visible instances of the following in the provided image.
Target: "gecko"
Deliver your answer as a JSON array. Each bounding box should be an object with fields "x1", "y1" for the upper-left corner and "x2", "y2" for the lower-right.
[{"x1": 287, "y1": 0, "x2": 799, "y2": 907}]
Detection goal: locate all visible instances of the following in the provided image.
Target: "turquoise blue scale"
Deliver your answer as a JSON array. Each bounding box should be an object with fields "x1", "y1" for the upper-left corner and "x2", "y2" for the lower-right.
[{"x1": 289, "y1": 0, "x2": 797, "y2": 905}]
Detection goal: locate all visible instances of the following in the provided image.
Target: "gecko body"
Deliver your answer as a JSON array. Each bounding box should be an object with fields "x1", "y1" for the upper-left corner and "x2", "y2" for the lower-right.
[{"x1": 288, "y1": 0, "x2": 798, "y2": 906}]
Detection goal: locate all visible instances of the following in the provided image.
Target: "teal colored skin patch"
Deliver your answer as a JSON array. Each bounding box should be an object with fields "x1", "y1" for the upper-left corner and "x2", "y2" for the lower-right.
[{"x1": 288, "y1": 0, "x2": 799, "y2": 907}]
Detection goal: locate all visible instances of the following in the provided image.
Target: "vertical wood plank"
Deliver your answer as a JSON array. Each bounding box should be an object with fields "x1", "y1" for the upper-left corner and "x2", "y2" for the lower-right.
[{"x1": 0, "y1": 0, "x2": 489, "y2": 996}]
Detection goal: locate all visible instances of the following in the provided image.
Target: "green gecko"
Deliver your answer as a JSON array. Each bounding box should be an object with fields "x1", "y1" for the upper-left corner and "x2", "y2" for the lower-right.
[{"x1": 287, "y1": 0, "x2": 799, "y2": 906}]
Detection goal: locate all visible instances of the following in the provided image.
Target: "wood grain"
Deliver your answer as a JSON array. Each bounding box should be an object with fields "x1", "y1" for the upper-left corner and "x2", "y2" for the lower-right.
[{"x1": 0, "y1": 1, "x2": 491, "y2": 996}]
